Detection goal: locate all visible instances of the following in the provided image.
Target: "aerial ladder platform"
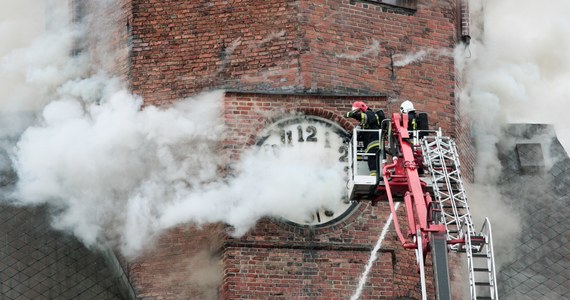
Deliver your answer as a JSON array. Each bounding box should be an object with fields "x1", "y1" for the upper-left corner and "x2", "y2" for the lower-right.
[{"x1": 346, "y1": 111, "x2": 498, "y2": 300}]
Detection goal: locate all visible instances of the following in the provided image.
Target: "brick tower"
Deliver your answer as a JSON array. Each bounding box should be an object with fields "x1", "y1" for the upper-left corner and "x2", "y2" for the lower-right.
[{"x1": 112, "y1": 0, "x2": 468, "y2": 299}]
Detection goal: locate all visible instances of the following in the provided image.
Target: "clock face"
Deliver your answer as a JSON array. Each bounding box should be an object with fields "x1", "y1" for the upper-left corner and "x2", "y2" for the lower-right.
[{"x1": 256, "y1": 115, "x2": 358, "y2": 227}]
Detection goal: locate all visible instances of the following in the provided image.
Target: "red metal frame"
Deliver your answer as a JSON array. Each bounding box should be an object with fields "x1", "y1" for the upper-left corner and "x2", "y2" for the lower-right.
[{"x1": 375, "y1": 113, "x2": 446, "y2": 260}]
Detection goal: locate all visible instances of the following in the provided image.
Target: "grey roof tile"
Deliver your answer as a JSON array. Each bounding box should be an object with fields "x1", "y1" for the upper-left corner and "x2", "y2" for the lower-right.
[
  {"x1": 0, "y1": 205, "x2": 128, "y2": 299},
  {"x1": 497, "y1": 124, "x2": 570, "y2": 299}
]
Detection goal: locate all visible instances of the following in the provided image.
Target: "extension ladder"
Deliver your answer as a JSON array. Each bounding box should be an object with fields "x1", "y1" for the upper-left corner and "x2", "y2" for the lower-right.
[{"x1": 421, "y1": 136, "x2": 499, "y2": 300}]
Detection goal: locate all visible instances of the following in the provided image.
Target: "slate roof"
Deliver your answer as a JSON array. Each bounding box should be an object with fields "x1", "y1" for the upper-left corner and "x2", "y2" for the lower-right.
[
  {"x1": 0, "y1": 115, "x2": 133, "y2": 299},
  {"x1": 496, "y1": 124, "x2": 570, "y2": 299},
  {"x1": 0, "y1": 204, "x2": 131, "y2": 300}
]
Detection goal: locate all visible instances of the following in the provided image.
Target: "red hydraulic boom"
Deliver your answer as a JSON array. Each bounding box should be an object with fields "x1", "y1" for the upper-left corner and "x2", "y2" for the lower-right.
[
  {"x1": 376, "y1": 112, "x2": 446, "y2": 255},
  {"x1": 346, "y1": 111, "x2": 498, "y2": 300}
]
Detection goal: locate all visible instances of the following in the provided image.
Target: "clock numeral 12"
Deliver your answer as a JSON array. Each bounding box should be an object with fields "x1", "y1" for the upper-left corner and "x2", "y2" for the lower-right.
[
  {"x1": 277, "y1": 125, "x2": 346, "y2": 162},
  {"x1": 280, "y1": 125, "x2": 319, "y2": 144},
  {"x1": 296, "y1": 125, "x2": 318, "y2": 143}
]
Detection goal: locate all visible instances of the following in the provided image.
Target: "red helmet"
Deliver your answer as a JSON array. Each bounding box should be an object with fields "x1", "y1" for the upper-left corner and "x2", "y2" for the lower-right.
[{"x1": 351, "y1": 101, "x2": 368, "y2": 112}]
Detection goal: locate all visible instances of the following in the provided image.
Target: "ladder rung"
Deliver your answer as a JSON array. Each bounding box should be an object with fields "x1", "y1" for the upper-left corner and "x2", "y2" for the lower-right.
[
  {"x1": 443, "y1": 206, "x2": 466, "y2": 209},
  {"x1": 474, "y1": 267, "x2": 490, "y2": 272},
  {"x1": 470, "y1": 237, "x2": 486, "y2": 244},
  {"x1": 476, "y1": 297, "x2": 493, "y2": 300},
  {"x1": 475, "y1": 282, "x2": 491, "y2": 286},
  {"x1": 472, "y1": 253, "x2": 488, "y2": 258}
]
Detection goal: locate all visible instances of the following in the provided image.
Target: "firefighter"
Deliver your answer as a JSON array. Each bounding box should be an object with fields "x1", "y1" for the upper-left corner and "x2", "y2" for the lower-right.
[
  {"x1": 400, "y1": 100, "x2": 428, "y2": 138},
  {"x1": 400, "y1": 100, "x2": 429, "y2": 176},
  {"x1": 400, "y1": 100, "x2": 418, "y2": 131},
  {"x1": 344, "y1": 101, "x2": 382, "y2": 176}
]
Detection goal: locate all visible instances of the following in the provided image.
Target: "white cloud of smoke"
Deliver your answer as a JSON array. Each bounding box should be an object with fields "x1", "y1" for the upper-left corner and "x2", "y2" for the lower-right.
[
  {"x1": 457, "y1": 0, "x2": 570, "y2": 267},
  {"x1": 393, "y1": 48, "x2": 453, "y2": 67},
  {"x1": 0, "y1": 2, "x2": 84, "y2": 113},
  {"x1": 464, "y1": 0, "x2": 570, "y2": 155},
  {"x1": 1, "y1": 1, "x2": 347, "y2": 259}
]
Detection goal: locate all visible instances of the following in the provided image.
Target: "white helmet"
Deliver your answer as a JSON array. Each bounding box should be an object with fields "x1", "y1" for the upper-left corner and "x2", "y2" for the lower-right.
[{"x1": 400, "y1": 100, "x2": 415, "y2": 114}]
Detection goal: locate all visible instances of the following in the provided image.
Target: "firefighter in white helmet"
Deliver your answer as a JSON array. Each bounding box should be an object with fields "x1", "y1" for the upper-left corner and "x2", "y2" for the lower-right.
[
  {"x1": 400, "y1": 100, "x2": 427, "y2": 174},
  {"x1": 400, "y1": 100, "x2": 430, "y2": 148},
  {"x1": 400, "y1": 100, "x2": 415, "y2": 115},
  {"x1": 400, "y1": 100, "x2": 418, "y2": 131}
]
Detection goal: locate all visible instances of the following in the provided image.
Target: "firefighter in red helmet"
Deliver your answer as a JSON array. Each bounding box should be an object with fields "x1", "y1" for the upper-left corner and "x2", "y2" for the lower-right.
[{"x1": 344, "y1": 101, "x2": 383, "y2": 176}]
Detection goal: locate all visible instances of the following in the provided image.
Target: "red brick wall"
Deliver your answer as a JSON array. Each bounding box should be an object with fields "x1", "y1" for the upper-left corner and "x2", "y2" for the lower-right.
[
  {"x1": 221, "y1": 202, "x2": 433, "y2": 300},
  {"x1": 125, "y1": 0, "x2": 461, "y2": 299},
  {"x1": 222, "y1": 246, "x2": 394, "y2": 299},
  {"x1": 129, "y1": 0, "x2": 302, "y2": 106},
  {"x1": 129, "y1": 0, "x2": 459, "y2": 136},
  {"x1": 128, "y1": 224, "x2": 226, "y2": 300}
]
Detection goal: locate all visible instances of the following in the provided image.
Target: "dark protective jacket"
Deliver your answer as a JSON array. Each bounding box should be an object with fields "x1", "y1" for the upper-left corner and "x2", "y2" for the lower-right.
[
  {"x1": 407, "y1": 111, "x2": 418, "y2": 130},
  {"x1": 406, "y1": 111, "x2": 429, "y2": 140},
  {"x1": 345, "y1": 108, "x2": 381, "y2": 172},
  {"x1": 345, "y1": 108, "x2": 380, "y2": 128},
  {"x1": 345, "y1": 108, "x2": 381, "y2": 144}
]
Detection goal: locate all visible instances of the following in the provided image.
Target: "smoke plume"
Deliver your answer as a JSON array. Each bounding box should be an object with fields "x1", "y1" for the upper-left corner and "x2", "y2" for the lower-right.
[
  {"x1": 393, "y1": 48, "x2": 453, "y2": 67},
  {"x1": 1, "y1": 1, "x2": 347, "y2": 258},
  {"x1": 457, "y1": 0, "x2": 570, "y2": 266},
  {"x1": 463, "y1": 0, "x2": 570, "y2": 154}
]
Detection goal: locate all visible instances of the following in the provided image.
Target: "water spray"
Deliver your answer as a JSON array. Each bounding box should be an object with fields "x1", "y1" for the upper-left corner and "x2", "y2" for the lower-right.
[{"x1": 351, "y1": 202, "x2": 401, "y2": 300}]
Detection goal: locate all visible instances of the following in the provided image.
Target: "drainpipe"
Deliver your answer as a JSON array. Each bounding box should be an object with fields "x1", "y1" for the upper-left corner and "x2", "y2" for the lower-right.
[{"x1": 460, "y1": 0, "x2": 471, "y2": 45}]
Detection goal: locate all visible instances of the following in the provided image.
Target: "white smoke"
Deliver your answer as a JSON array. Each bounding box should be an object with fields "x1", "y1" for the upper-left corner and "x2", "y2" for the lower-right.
[
  {"x1": 465, "y1": 0, "x2": 570, "y2": 154},
  {"x1": 336, "y1": 39, "x2": 381, "y2": 60},
  {"x1": 0, "y1": 2, "x2": 84, "y2": 113},
  {"x1": 1, "y1": 1, "x2": 347, "y2": 258},
  {"x1": 393, "y1": 48, "x2": 453, "y2": 67},
  {"x1": 457, "y1": 0, "x2": 570, "y2": 268},
  {"x1": 12, "y1": 87, "x2": 346, "y2": 257},
  {"x1": 13, "y1": 86, "x2": 225, "y2": 253},
  {"x1": 158, "y1": 141, "x2": 346, "y2": 236}
]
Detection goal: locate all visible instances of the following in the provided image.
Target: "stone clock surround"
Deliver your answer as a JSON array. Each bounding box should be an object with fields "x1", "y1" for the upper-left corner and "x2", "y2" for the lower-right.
[{"x1": 255, "y1": 115, "x2": 356, "y2": 226}]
